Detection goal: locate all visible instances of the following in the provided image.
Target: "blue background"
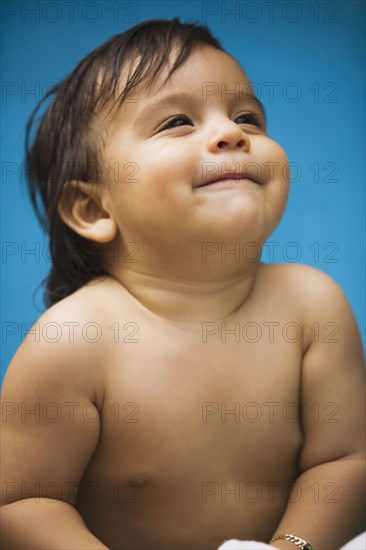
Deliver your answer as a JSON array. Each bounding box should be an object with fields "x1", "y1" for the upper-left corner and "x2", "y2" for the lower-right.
[{"x1": 1, "y1": 0, "x2": 365, "y2": 383}]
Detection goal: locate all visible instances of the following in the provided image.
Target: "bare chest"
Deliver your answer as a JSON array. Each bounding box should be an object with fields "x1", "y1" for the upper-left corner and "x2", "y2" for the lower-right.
[
  {"x1": 89, "y1": 323, "x2": 303, "y2": 482},
  {"x1": 77, "y1": 322, "x2": 304, "y2": 548}
]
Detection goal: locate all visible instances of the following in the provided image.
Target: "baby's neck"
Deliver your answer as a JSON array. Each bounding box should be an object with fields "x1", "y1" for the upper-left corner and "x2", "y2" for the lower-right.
[{"x1": 109, "y1": 265, "x2": 260, "y2": 324}]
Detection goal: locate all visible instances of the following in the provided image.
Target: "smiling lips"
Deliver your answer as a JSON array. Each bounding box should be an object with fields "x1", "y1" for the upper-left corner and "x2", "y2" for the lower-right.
[{"x1": 196, "y1": 172, "x2": 259, "y2": 188}]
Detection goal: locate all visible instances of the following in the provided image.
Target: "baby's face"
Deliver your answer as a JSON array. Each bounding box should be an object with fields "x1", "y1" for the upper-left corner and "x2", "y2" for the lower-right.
[{"x1": 101, "y1": 47, "x2": 289, "y2": 262}]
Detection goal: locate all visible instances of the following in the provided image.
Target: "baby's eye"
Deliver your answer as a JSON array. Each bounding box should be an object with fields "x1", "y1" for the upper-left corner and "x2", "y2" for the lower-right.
[
  {"x1": 159, "y1": 115, "x2": 193, "y2": 131},
  {"x1": 235, "y1": 113, "x2": 263, "y2": 128}
]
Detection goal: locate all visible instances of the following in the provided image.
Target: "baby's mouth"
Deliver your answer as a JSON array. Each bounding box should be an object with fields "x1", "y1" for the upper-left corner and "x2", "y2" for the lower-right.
[{"x1": 195, "y1": 172, "x2": 260, "y2": 188}]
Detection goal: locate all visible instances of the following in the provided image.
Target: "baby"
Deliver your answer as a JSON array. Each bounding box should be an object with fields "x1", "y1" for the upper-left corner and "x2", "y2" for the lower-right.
[{"x1": 1, "y1": 18, "x2": 365, "y2": 550}]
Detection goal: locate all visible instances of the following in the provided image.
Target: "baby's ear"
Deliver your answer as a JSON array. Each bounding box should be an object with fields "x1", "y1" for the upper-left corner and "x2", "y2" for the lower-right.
[{"x1": 57, "y1": 180, "x2": 117, "y2": 243}]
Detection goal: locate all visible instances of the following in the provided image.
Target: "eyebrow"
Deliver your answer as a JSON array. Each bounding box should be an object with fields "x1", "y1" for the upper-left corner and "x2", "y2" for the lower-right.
[{"x1": 133, "y1": 90, "x2": 267, "y2": 129}]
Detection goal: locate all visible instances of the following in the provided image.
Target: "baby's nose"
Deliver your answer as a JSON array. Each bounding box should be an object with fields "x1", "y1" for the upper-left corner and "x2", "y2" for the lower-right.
[{"x1": 208, "y1": 121, "x2": 251, "y2": 153}]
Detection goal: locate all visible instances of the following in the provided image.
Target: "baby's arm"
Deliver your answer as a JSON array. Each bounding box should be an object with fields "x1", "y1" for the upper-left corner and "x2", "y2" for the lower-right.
[
  {"x1": 0, "y1": 305, "x2": 109, "y2": 549},
  {"x1": 269, "y1": 268, "x2": 365, "y2": 550}
]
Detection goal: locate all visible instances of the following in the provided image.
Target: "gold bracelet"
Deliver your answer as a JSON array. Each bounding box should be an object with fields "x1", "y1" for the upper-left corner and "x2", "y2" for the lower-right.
[{"x1": 269, "y1": 533, "x2": 313, "y2": 550}]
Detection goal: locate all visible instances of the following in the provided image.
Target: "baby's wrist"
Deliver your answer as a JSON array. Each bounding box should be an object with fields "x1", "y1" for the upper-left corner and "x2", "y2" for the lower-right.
[{"x1": 269, "y1": 533, "x2": 313, "y2": 550}]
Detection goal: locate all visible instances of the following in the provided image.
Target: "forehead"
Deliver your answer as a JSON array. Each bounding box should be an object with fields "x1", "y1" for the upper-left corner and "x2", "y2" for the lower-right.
[
  {"x1": 158, "y1": 46, "x2": 251, "y2": 91},
  {"x1": 110, "y1": 46, "x2": 259, "y2": 119}
]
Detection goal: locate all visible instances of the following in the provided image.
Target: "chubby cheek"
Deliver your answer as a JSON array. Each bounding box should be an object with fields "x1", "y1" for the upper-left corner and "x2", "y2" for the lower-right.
[
  {"x1": 104, "y1": 143, "x2": 196, "y2": 236},
  {"x1": 259, "y1": 138, "x2": 289, "y2": 185},
  {"x1": 133, "y1": 143, "x2": 196, "y2": 204},
  {"x1": 262, "y1": 139, "x2": 290, "y2": 209}
]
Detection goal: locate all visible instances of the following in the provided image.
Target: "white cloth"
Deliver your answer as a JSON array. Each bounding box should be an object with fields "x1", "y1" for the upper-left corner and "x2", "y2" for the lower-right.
[
  {"x1": 218, "y1": 541, "x2": 277, "y2": 549},
  {"x1": 217, "y1": 532, "x2": 366, "y2": 549},
  {"x1": 339, "y1": 532, "x2": 366, "y2": 549}
]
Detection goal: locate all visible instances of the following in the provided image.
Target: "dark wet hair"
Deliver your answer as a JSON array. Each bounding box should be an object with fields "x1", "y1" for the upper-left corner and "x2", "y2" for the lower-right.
[{"x1": 25, "y1": 18, "x2": 223, "y2": 308}]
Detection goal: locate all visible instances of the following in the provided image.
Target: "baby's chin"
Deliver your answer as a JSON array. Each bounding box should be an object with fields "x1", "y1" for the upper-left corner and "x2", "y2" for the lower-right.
[{"x1": 194, "y1": 197, "x2": 278, "y2": 244}]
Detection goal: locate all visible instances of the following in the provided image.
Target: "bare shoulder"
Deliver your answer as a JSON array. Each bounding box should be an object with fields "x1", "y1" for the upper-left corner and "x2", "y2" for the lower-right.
[
  {"x1": 258, "y1": 262, "x2": 352, "y2": 309},
  {"x1": 257, "y1": 263, "x2": 363, "y2": 351},
  {"x1": 258, "y1": 261, "x2": 343, "y2": 292},
  {"x1": 1, "y1": 276, "x2": 117, "y2": 408}
]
